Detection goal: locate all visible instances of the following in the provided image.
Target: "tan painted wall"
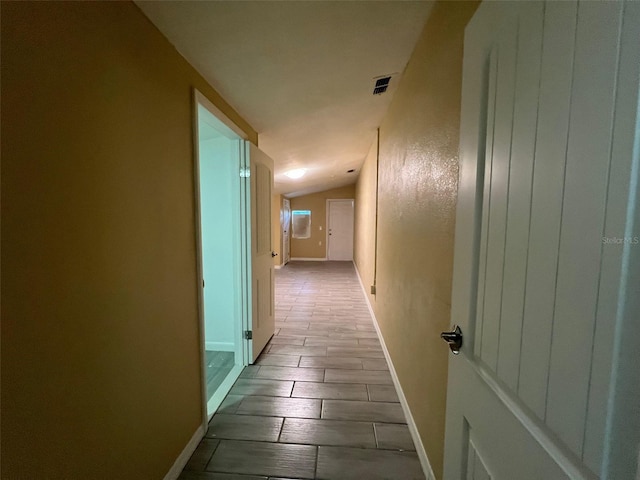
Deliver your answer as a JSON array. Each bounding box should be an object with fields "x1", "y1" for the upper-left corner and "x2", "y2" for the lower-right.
[
  {"x1": 272, "y1": 194, "x2": 283, "y2": 267},
  {"x1": 354, "y1": 2, "x2": 480, "y2": 478},
  {"x1": 354, "y1": 139, "x2": 379, "y2": 297},
  {"x1": 290, "y1": 185, "x2": 356, "y2": 259},
  {"x1": 1, "y1": 2, "x2": 257, "y2": 478}
]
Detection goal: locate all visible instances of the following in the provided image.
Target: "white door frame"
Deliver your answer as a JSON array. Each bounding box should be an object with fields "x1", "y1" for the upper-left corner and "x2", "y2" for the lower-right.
[
  {"x1": 282, "y1": 198, "x2": 291, "y2": 265},
  {"x1": 192, "y1": 89, "x2": 250, "y2": 431},
  {"x1": 326, "y1": 198, "x2": 355, "y2": 261}
]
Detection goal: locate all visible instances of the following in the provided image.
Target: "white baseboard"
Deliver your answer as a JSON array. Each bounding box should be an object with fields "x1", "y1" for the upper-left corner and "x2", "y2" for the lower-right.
[
  {"x1": 205, "y1": 341, "x2": 235, "y2": 352},
  {"x1": 290, "y1": 257, "x2": 327, "y2": 261},
  {"x1": 353, "y1": 261, "x2": 436, "y2": 480},
  {"x1": 274, "y1": 264, "x2": 283, "y2": 269},
  {"x1": 163, "y1": 425, "x2": 205, "y2": 480},
  {"x1": 206, "y1": 364, "x2": 244, "y2": 421}
]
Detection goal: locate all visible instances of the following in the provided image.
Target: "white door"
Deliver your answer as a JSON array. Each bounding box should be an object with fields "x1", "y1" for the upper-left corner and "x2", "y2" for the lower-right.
[
  {"x1": 327, "y1": 199, "x2": 354, "y2": 261},
  {"x1": 247, "y1": 142, "x2": 275, "y2": 362},
  {"x1": 282, "y1": 198, "x2": 291, "y2": 264},
  {"x1": 444, "y1": 2, "x2": 640, "y2": 479}
]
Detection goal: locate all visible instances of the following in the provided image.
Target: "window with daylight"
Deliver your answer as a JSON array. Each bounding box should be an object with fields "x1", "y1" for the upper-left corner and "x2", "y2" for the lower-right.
[{"x1": 292, "y1": 210, "x2": 311, "y2": 239}]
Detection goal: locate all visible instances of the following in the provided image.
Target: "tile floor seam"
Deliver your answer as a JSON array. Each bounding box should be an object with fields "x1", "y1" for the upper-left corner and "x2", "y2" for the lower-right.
[
  {"x1": 373, "y1": 422, "x2": 380, "y2": 449},
  {"x1": 202, "y1": 438, "x2": 221, "y2": 472},
  {"x1": 313, "y1": 443, "x2": 320, "y2": 480},
  {"x1": 205, "y1": 435, "x2": 410, "y2": 449},
  {"x1": 276, "y1": 417, "x2": 285, "y2": 442}
]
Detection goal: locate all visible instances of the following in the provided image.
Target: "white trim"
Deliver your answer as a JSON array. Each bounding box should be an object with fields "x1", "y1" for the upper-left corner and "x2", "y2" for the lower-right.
[
  {"x1": 290, "y1": 257, "x2": 327, "y2": 261},
  {"x1": 240, "y1": 140, "x2": 253, "y2": 367},
  {"x1": 353, "y1": 261, "x2": 436, "y2": 480},
  {"x1": 204, "y1": 341, "x2": 235, "y2": 352},
  {"x1": 194, "y1": 90, "x2": 248, "y2": 140},
  {"x1": 192, "y1": 89, "x2": 209, "y2": 433},
  {"x1": 206, "y1": 364, "x2": 244, "y2": 422},
  {"x1": 162, "y1": 425, "x2": 205, "y2": 480},
  {"x1": 274, "y1": 264, "x2": 283, "y2": 270}
]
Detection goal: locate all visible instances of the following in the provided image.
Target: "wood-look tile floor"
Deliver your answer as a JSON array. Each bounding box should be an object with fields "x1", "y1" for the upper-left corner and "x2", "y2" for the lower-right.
[{"x1": 180, "y1": 261, "x2": 425, "y2": 480}]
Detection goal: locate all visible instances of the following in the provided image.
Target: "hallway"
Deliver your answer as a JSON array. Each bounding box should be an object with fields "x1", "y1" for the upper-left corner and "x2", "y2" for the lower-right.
[{"x1": 179, "y1": 261, "x2": 425, "y2": 480}]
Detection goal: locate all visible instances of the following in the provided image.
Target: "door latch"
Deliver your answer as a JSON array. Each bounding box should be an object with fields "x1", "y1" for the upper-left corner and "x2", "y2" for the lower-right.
[{"x1": 440, "y1": 325, "x2": 463, "y2": 355}]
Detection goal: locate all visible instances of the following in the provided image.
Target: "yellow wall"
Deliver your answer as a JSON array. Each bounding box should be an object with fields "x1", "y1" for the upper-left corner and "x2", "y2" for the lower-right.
[
  {"x1": 354, "y1": 139, "x2": 379, "y2": 296},
  {"x1": 290, "y1": 185, "x2": 356, "y2": 259},
  {"x1": 1, "y1": 2, "x2": 256, "y2": 478},
  {"x1": 272, "y1": 194, "x2": 283, "y2": 267},
  {"x1": 354, "y1": 2, "x2": 480, "y2": 478}
]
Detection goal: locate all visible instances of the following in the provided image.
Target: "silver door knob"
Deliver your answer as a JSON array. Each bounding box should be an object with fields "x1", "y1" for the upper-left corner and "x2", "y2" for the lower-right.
[{"x1": 441, "y1": 325, "x2": 463, "y2": 355}]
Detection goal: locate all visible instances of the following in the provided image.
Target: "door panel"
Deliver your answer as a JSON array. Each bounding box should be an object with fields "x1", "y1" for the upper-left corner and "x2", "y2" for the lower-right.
[
  {"x1": 327, "y1": 199, "x2": 354, "y2": 261},
  {"x1": 477, "y1": 14, "x2": 517, "y2": 373},
  {"x1": 545, "y1": 1, "x2": 623, "y2": 454},
  {"x1": 518, "y1": 0, "x2": 577, "y2": 420},
  {"x1": 444, "y1": 2, "x2": 639, "y2": 479},
  {"x1": 466, "y1": 436, "x2": 492, "y2": 480},
  {"x1": 248, "y1": 142, "x2": 275, "y2": 362},
  {"x1": 495, "y1": 2, "x2": 543, "y2": 392}
]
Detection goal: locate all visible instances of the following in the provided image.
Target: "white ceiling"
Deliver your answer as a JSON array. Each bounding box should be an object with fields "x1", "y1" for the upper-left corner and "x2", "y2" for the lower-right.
[{"x1": 136, "y1": 1, "x2": 434, "y2": 197}]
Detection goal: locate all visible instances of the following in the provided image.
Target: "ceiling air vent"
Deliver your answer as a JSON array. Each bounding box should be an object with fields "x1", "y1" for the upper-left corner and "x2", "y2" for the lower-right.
[{"x1": 373, "y1": 76, "x2": 392, "y2": 95}]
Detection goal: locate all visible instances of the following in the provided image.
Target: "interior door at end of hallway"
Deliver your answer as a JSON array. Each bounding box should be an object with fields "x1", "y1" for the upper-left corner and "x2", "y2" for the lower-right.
[
  {"x1": 444, "y1": 2, "x2": 639, "y2": 479},
  {"x1": 327, "y1": 199, "x2": 354, "y2": 261},
  {"x1": 248, "y1": 141, "x2": 275, "y2": 362}
]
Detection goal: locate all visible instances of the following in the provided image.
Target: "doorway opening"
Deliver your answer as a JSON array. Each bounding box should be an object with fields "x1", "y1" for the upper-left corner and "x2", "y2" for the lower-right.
[
  {"x1": 282, "y1": 198, "x2": 291, "y2": 265},
  {"x1": 193, "y1": 91, "x2": 250, "y2": 420}
]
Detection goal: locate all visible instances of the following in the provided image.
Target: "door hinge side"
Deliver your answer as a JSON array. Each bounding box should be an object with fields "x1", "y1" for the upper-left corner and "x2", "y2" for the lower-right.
[{"x1": 244, "y1": 330, "x2": 253, "y2": 340}]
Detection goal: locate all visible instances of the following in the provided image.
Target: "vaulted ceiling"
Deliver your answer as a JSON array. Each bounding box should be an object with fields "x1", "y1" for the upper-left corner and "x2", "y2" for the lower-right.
[{"x1": 136, "y1": 1, "x2": 434, "y2": 196}]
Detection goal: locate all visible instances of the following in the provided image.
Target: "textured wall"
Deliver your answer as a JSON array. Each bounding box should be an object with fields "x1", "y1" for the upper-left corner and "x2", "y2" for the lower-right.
[
  {"x1": 290, "y1": 185, "x2": 356, "y2": 259},
  {"x1": 1, "y1": 2, "x2": 256, "y2": 478},
  {"x1": 354, "y1": 139, "x2": 378, "y2": 299},
  {"x1": 354, "y1": 2, "x2": 480, "y2": 477}
]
